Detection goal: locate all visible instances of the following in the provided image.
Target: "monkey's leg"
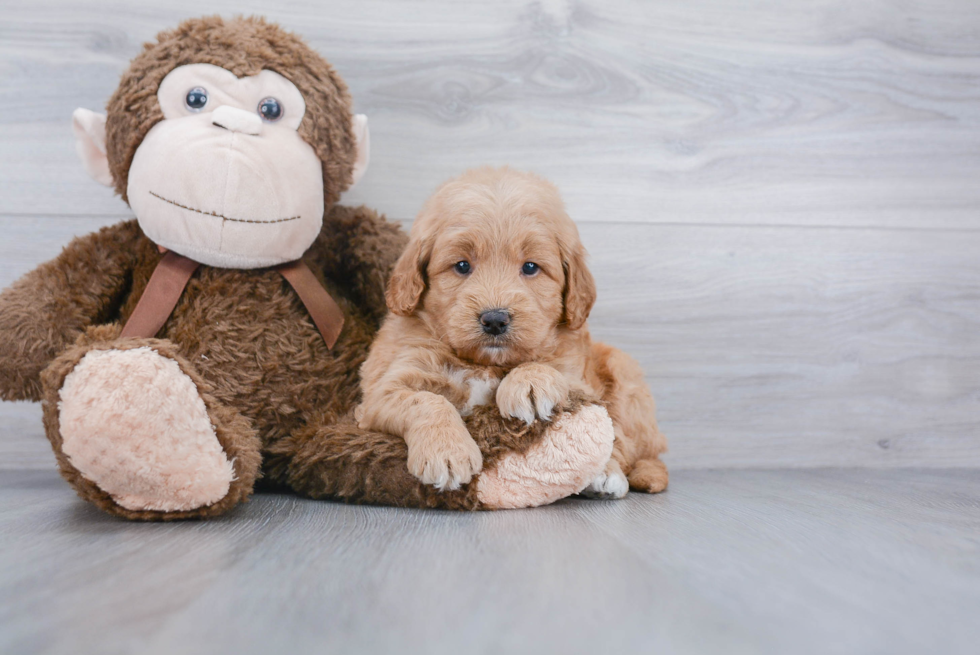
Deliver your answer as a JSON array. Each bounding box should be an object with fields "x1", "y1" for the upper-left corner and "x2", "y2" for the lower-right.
[
  {"x1": 267, "y1": 397, "x2": 614, "y2": 510},
  {"x1": 40, "y1": 326, "x2": 262, "y2": 520},
  {"x1": 264, "y1": 411, "x2": 480, "y2": 510},
  {"x1": 472, "y1": 402, "x2": 615, "y2": 509}
]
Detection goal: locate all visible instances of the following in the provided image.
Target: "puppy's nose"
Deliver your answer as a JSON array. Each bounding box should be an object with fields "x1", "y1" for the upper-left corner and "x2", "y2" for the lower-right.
[{"x1": 480, "y1": 309, "x2": 511, "y2": 336}]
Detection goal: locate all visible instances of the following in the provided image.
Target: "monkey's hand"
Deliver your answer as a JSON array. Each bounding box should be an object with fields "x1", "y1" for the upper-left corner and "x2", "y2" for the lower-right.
[{"x1": 0, "y1": 220, "x2": 142, "y2": 401}]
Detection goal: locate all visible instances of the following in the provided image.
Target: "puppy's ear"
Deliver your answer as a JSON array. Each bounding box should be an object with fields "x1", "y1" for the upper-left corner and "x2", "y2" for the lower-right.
[
  {"x1": 562, "y1": 242, "x2": 597, "y2": 330},
  {"x1": 386, "y1": 237, "x2": 429, "y2": 316}
]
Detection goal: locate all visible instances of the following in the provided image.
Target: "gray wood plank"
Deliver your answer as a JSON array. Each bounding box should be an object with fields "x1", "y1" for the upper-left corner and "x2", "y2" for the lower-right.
[
  {"x1": 2, "y1": 217, "x2": 978, "y2": 469},
  {"x1": 0, "y1": 468, "x2": 977, "y2": 655},
  {"x1": 1, "y1": 1, "x2": 979, "y2": 469},
  {"x1": 583, "y1": 222, "x2": 980, "y2": 468},
  {"x1": 575, "y1": 468, "x2": 980, "y2": 655},
  {"x1": 0, "y1": 215, "x2": 123, "y2": 289},
  {"x1": 0, "y1": 403, "x2": 47, "y2": 469},
  {"x1": 1, "y1": 0, "x2": 979, "y2": 228}
]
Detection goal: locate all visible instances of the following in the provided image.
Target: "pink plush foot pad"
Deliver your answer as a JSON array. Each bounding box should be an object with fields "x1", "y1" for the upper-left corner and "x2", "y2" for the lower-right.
[
  {"x1": 476, "y1": 404, "x2": 615, "y2": 509},
  {"x1": 58, "y1": 347, "x2": 234, "y2": 512}
]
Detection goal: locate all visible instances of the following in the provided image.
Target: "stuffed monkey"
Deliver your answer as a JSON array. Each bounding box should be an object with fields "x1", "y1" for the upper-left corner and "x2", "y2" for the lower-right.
[{"x1": 0, "y1": 16, "x2": 615, "y2": 519}]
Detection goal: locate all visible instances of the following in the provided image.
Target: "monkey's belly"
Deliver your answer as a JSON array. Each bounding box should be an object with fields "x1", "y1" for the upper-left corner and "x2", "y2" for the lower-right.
[{"x1": 156, "y1": 268, "x2": 370, "y2": 445}]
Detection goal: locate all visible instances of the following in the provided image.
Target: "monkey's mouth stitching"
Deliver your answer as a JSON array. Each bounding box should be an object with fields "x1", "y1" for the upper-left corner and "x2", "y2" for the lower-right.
[{"x1": 149, "y1": 191, "x2": 301, "y2": 224}]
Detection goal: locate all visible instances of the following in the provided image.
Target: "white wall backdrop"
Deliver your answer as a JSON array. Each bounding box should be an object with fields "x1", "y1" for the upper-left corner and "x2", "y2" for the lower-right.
[{"x1": 1, "y1": 0, "x2": 978, "y2": 469}]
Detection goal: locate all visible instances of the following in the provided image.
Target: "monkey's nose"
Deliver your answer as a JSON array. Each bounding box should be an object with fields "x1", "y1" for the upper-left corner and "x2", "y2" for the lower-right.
[
  {"x1": 211, "y1": 105, "x2": 262, "y2": 136},
  {"x1": 480, "y1": 309, "x2": 511, "y2": 336}
]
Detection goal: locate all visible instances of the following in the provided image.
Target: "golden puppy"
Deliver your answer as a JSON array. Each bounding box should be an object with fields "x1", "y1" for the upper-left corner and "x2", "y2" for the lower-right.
[{"x1": 356, "y1": 167, "x2": 668, "y2": 497}]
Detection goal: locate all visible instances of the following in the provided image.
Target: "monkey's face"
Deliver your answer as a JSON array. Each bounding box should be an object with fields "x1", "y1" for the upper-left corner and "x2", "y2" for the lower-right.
[{"x1": 123, "y1": 64, "x2": 324, "y2": 268}]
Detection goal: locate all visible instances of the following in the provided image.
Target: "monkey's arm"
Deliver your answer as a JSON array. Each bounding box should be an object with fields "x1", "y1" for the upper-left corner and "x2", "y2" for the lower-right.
[
  {"x1": 0, "y1": 220, "x2": 143, "y2": 401},
  {"x1": 308, "y1": 204, "x2": 408, "y2": 324}
]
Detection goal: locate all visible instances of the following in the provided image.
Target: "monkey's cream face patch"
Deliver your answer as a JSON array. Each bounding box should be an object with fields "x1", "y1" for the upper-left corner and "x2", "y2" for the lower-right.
[{"x1": 127, "y1": 64, "x2": 323, "y2": 269}]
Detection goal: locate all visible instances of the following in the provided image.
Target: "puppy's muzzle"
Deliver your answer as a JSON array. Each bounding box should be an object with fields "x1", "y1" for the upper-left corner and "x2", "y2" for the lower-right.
[{"x1": 480, "y1": 309, "x2": 511, "y2": 336}]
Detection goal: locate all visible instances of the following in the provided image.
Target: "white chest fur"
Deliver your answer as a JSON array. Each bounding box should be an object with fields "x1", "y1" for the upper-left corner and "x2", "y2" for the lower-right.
[{"x1": 444, "y1": 367, "x2": 500, "y2": 417}]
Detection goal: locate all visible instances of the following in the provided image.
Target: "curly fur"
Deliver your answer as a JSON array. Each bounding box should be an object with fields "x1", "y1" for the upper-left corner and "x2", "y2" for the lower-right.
[
  {"x1": 0, "y1": 18, "x2": 611, "y2": 519},
  {"x1": 105, "y1": 16, "x2": 357, "y2": 207},
  {"x1": 0, "y1": 203, "x2": 396, "y2": 519},
  {"x1": 267, "y1": 392, "x2": 594, "y2": 510},
  {"x1": 0, "y1": 221, "x2": 142, "y2": 402},
  {"x1": 363, "y1": 167, "x2": 669, "y2": 495},
  {"x1": 0, "y1": 205, "x2": 578, "y2": 517}
]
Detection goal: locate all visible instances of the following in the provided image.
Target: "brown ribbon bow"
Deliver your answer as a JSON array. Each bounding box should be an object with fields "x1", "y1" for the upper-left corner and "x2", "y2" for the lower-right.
[{"x1": 120, "y1": 250, "x2": 345, "y2": 349}]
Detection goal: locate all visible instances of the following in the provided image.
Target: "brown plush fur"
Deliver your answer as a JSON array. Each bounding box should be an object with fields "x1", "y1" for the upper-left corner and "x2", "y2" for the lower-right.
[
  {"x1": 267, "y1": 392, "x2": 593, "y2": 510},
  {"x1": 0, "y1": 204, "x2": 405, "y2": 518},
  {"x1": 0, "y1": 220, "x2": 143, "y2": 403},
  {"x1": 0, "y1": 206, "x2": 555, "y2": 517},
  {"x1": 0, "y1": 18, "x2": 571, "y2": 518},
  {"x1": 106, "y1": 16, "x2": 357, "y2": 207},
  {"x1": 361, "y1": 167, "x2": 668, "y2": 494}
]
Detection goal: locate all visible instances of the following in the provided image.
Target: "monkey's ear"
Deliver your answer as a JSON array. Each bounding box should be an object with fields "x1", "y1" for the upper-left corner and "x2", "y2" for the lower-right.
[
  {"x1": 71, "y1": 108, "x2": 113, "y2": 187},
  {"x1": 350, "y1": 114, "x2": 370, "y2": 188}
]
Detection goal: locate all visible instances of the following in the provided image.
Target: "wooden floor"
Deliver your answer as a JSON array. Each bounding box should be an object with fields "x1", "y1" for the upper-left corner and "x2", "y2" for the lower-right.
[{"x1": 1, "y1": 468, "x2": 977, "y2": 655}]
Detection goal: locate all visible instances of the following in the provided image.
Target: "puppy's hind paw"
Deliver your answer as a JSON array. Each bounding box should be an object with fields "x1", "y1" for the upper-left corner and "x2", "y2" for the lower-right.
[{"x1": 579, "y1": 467, "x2": 629, "y2": 500}]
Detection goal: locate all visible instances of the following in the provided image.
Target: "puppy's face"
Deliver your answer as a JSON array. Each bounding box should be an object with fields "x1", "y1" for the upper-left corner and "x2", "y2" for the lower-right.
[
  {"x1": 424, "y1": 215, "x2": 565, "y2": 366},
  {"x1": 387, "y1": 168, "x2": 596, "y2": 367}
]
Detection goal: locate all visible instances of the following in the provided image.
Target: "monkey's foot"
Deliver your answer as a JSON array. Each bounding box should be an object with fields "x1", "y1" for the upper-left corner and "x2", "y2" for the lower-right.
[
  {"x1": 57, "y1": 346, "x2": 235, "y2": 513},
  {"x1": 475, "y1": 404, "x2": 615, "y2": 509}
]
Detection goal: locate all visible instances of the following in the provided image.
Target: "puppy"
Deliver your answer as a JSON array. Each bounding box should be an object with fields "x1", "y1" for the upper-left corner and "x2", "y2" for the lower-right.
[{"x1": 356, "y1": 167, "x2": 668, "y2": 497}]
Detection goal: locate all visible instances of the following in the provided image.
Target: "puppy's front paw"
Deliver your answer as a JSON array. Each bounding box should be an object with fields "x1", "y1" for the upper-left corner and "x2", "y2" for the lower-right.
[
  {"x1": 406, "y1": 422, "x2": 483, "y2": 491},
  {"x1": 496, "y1": 363, "x2": 570, "y2": 424}
]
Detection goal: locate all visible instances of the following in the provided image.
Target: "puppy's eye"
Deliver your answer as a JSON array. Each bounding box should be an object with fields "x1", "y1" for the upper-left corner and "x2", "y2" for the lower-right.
[
  {"x1": 258, "y1": 97, "x2": 283, "y2": 122},
  {"x1": 521, "y1": 262, "x2": 540, "y2": 276},
  {"x1": 454, "y1": 261, "x2": 472, "y2": 275},
  {"x1": 185, "y1": 87, "x2": 208, "y2": 112}
]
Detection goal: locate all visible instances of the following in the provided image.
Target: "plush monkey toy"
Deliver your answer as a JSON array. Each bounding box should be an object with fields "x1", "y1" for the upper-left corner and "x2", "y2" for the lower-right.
[{"x1": 0, "y1": 16, "x2": 614, "y2": 519}]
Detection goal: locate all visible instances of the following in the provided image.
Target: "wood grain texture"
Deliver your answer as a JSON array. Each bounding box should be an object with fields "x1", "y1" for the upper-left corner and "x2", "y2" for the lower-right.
[
  {"x1": 1, "y1": 468, "x2": 978, "y2": 655},
  {"x1": 1, "y1": 1, "x2": 979, "y2": 469},
  {"x1": 1, "y1": 0, "x2": 980, "y2": 227},
  {"x1": 584, "y1": 223, "x2": 980, "y2": 468},
  {"x1": 3, "y1": 216, "x2": 978, "y2": 469}
]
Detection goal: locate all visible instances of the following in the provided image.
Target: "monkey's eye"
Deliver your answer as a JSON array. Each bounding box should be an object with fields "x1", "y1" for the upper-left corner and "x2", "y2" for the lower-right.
[
  {"x1": 184, "y1": 87, "x2": 208, "y2": 112},
  {"x1": 521, "y1": 262, "x2": 540, "y2": 276},
  {"x1": 454, "y1": 261, "x2": 472, "y2": 275},
  {"x1": 258, "y1": 97, "x2": 283, "y2": 122}
]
